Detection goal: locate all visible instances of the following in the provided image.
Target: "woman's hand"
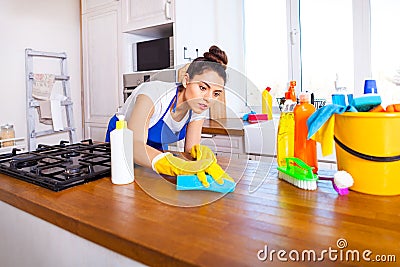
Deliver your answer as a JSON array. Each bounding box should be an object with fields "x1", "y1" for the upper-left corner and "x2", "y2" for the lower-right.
[
  {"x1": 152, "y1": 152, "x2": 233, "y2": 187},
  {"x1": 190, "y1": 144, "x2": 216, "y2": 161},
  {"x1": 190, "y1": 144, "x2": 235, "y2": 185}
]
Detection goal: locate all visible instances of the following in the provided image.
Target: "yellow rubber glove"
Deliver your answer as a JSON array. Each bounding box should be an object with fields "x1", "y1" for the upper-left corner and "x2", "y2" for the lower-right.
[
  {"x1": 190, "y1": 144, "x2": 235, "y2": 185},
  {"x1": 152, "y1": 152, "x2": 234, "y2": 187},
  {"x1": 190, "y1": 144, "x2": 216, "y2": 161},
  {"x1": 152, "y1": 152, "x2": 213, "y2": 187},
  {"x1": 205, "y1": 161, "x2": 235, "y2": 185}
]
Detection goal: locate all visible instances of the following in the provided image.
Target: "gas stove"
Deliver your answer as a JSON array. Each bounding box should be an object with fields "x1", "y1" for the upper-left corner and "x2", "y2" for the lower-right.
[{"x1": 0, "y1": 140, "x2": 111, "y2": 191}]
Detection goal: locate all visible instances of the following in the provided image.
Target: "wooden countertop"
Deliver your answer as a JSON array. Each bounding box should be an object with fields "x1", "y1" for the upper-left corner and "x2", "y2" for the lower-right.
[
  {"x1": 201, "y1": 118, "x2": 249, "y2": 136},
  {"x1": 0, "y1": 157, "x2": 399, "y2": 266}
]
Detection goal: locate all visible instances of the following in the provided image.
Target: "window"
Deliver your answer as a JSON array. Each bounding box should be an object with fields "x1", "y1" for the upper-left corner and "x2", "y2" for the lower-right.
[
  {"x1": 299, "y1": 0, "x2": 354, "y2": 101},
  {"x1": 244, "y1": 0, "x2": 400, "y2": 108},
  {"x1": 244, "y1": 0, "x2": 288, "y2": 107},
  {"x1": 370, "y1": 0, "x2": 400, "y2": 106}
]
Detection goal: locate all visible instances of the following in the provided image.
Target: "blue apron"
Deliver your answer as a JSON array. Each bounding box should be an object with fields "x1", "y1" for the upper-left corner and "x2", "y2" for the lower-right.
[{"x1": 105, "y1": 88, "x2": 192, "y2": 151}]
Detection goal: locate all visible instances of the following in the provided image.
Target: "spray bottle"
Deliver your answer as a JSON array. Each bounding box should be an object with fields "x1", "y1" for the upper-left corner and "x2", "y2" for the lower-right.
[
  {"x1": 277, "y1": 81, "x2": 298, "y2": 166},
  {"x1": 294, "y1": 92, "x2": 318, "y2": 173},
  {"x1": 262, "y1": 87, "x2": 273, "y2": 120},
  {"x1": 110, "y1": 114, "x2": 134, "y2": 185},
  {"x1": 285, "y1": 80, "x2": 297, "y2": 102},
  {"x1": 276, "y1": 100, "x2": 296, "y2": 167}
]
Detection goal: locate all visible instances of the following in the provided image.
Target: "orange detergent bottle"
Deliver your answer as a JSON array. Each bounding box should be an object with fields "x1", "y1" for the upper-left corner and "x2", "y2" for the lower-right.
[{"x1": 294, "y1": 92, "x2": 318, "y2": 173}]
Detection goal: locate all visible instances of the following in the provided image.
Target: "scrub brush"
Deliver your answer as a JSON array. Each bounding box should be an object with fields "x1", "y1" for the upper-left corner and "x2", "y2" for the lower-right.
[
  {"x1": 277, "y1": 157, "x2": 318, "y2": 190},
  {"x1": 177, "y1": 174, "x2": 236, "y2": 193},
  {"x1": 319, "y1": 170, "x2": 354, "y2": 195}
]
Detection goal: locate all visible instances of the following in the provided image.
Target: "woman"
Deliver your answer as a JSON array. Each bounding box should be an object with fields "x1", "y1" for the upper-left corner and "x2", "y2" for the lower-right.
[{"x1": 108, "y1": 45, "x2": 233, "y2": 187}]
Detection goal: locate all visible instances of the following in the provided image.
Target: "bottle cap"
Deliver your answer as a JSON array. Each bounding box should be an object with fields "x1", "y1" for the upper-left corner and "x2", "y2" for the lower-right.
[
  {"x1": 116, "y1": 120, "x2": 127, "y2": 129},
  {"x1": 1, "y1": 124, "x2": 14, "y2": 130},
  {"x1": 116, "y1": 114, "x2": 127, "y2": 129},
  {"x1": 266, "y1": 87, "x2": 271, "y2": 92},
  {"x1": 299, "y1": 92, "x2": 311, "y2": 103},
  {"x1": 364, "y1": 80, "x2": 378, "y2": 94}
]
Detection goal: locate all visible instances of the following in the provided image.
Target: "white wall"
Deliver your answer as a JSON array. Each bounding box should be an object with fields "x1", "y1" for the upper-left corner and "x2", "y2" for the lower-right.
[{"x1": 0, "y1": 0, "x2": 82, "y2": 148}]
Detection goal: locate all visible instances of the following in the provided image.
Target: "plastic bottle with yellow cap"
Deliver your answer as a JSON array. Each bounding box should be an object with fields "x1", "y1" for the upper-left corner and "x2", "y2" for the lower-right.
[{"x1": 110, "y1": 114, "x2": 134, "y2": 185}]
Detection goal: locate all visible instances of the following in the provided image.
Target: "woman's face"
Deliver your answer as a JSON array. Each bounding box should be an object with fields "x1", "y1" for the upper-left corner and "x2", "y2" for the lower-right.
[{"x1": 182, "y1": 70, "x2": 225, "y2": 114}]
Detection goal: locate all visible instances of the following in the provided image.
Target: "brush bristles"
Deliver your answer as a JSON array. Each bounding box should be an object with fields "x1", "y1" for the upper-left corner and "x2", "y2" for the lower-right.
[{"x1": 278, "y1": 171, "x2": 317, "y2": 190}]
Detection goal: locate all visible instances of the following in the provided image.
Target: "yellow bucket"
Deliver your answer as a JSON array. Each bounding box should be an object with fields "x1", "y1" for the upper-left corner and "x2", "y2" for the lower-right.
[{"x1": 334, "y1": 112, "x2": 400, "y2": 196}]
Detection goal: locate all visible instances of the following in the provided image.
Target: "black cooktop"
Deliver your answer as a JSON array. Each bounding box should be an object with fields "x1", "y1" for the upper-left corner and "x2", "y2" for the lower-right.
[{"x1": 0, "y1": 140, "x2": 111, "y2": 192}]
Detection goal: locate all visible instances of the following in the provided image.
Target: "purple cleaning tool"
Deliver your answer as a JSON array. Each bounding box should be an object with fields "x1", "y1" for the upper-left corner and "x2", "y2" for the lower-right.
[{"x1": 318, "y1": 170, "x2": 354, "y2": 195}]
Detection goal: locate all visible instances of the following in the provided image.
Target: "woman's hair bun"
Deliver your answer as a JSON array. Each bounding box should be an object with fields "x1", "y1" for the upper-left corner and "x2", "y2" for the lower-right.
[{"x1": 203, "y1": 45, "x2": 228, "y2": 67}]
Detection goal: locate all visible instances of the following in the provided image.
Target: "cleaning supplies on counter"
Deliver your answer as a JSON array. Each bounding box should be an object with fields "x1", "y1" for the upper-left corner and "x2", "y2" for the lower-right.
[
  {"x1": 332, "y1": 73, "x2": 349, "y2": 106},
  {"x1": 349, "y1": 79, "x2": 382, "y2": 112},
  {"x1": 276, "y1": 100, "x2": 296, "y2": 167},
  {"x1": 294, "y1": 92, "x2": 318, "y2": 173},
  {"x1": 110, "y1": 114, "x2": 134, "y2": 185},
  {"x1": 351, "y1": 94, "x2": 382, "y2": 112},
  {"x1": 242, "y1": 111, "x2": 269, "y2": 123},
  {"x1": 262, "y1": 87, "x2": 273, "y2": 120},
  {"x1": 248, "y1": 114, "x2": 268, "y2": 123},
  {"x1": 278, "y1": 157, "x2": 354, "y2": 194},
  {"x1": 277, "y1": 157, "x2": 318, "y2": 190},
  {"x1": 285, "y1": 81, "x2": 297, "y2": 102}
]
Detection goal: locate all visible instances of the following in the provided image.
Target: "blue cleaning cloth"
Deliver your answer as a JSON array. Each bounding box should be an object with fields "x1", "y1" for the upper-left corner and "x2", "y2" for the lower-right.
[
  {"x1": 307, "y1": 104, "x2": 357, "y2": 140},
  {"x1": 177, "y1": 174, "x2": 236, "y2": 193}
]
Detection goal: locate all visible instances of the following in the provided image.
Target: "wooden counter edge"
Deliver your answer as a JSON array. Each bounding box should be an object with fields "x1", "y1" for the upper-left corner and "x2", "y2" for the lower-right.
[{"x1": 0, "y1": 186, "x2": 196, "y2": 267}]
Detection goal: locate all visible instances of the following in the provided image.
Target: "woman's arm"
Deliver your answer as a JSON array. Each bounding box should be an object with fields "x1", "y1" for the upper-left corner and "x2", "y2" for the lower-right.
[
  {"x1": 127, "y1": 94, "x2": 162, "y2": 168},
  {"x1": 184, "y1": 119, "x2": 205, "y2": 153}
]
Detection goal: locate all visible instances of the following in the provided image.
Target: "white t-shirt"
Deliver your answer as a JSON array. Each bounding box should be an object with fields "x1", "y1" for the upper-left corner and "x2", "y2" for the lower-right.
[{"x1": 121, "y1": 81, "x2": 206, "y2": 133}]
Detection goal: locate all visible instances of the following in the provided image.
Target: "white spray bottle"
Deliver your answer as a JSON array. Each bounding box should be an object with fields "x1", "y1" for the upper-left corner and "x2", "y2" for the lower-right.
[{"x1": 110, "y1": 114, "x2": 134, "y2": 185}]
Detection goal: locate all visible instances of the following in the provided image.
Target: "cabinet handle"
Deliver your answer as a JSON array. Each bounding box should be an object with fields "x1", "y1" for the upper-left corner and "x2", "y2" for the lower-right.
[
  {"x1": 201, "y1": 134, "x2": 215, "y2": 138},
  {"x1": 165, "y1": 0, "x2": 172, "y2": 20}
]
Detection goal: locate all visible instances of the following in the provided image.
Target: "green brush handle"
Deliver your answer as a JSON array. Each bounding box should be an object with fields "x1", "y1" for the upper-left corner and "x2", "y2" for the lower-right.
[{"x1": 285, "y1": 157, "x2": 317, "y2": 181}]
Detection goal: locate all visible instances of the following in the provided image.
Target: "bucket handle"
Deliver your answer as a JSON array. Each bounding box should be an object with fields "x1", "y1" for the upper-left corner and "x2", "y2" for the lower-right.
[{"x1": 334, "y1": 136, "x2": 400, "y2": 162}]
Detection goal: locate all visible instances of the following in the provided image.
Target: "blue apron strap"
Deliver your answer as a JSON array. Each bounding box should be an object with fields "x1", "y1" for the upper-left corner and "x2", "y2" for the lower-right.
[{"x1": 105, "y1": 114, "x2": 119, "y2": 142}]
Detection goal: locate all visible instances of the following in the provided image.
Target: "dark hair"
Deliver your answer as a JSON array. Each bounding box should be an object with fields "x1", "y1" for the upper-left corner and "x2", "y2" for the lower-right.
[{"x1": 186, "y1": 45, "x2": 228, "y2": 84}]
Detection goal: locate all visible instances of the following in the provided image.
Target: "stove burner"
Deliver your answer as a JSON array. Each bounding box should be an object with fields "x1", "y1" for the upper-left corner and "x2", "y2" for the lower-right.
[
  {"x1": 10, "y1": 154, "x2": 39, "y2": 168},
  {"x1": 64, "y1": 165, "x2": 85, "y2": 176},
  {"x1": 0, "y1": 140, "x2": 111, "y2": 191}
]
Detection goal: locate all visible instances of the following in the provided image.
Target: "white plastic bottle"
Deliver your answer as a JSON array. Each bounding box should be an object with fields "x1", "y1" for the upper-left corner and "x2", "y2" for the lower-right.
[{"x1": 110, "y1": 115, "x2": 134, "y2": 185}]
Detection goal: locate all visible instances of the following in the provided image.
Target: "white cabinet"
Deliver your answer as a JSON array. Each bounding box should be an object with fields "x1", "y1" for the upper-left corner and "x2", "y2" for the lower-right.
[
  {"x1": 174, "y1": 0, "x2": 215, "y2": 66},
  {"x1": 82, "y1": 1, "x2": 122, "y2": 141},
  {"x1": 174, "y1": 0, "x2": 246, "y2": 115},
  {"x1": 200, "y1": 134, "x2": 245, "y2": 158},
  {"x1": 174, "y1": 0, "x2": 244, "y2": 69},
  {"x1": 81, "y1": 0, "x2": 118, "y2": 14},
  {"x1": 121, "y1": 0, "x2": 174, "y2": 32}
]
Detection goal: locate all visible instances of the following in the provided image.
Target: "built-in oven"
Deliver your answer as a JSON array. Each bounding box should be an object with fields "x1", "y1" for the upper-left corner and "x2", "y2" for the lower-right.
[{"x1": 123, "y1": 69, "x2": 176, "y2": 101}]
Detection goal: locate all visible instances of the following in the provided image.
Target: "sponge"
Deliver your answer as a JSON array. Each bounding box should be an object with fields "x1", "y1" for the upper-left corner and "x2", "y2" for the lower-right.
[
  {"x1": 177, "y1": 174, "x2": 236, "y2": 193},
  {"x1": 351, "y1": 95, "x2": 381, "y2": 112}
]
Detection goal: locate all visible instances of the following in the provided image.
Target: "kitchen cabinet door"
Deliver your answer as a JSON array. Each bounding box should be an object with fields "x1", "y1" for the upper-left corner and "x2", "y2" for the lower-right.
[
  {"x1": 200, "y1": 134, "x2": 245, "y2": 155},
  {"x1": 121, "y1": 0, "x2": 174, "y2": 32},
  {"x1": 82, "y1": 2, "x2": 122, "y2": 140},
  {"x1": 174, "y1": 0, "x2": 216, "y2": 66},
  {"x1": 81, "y1": 0, "x2": 117, "y2": 14}
]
